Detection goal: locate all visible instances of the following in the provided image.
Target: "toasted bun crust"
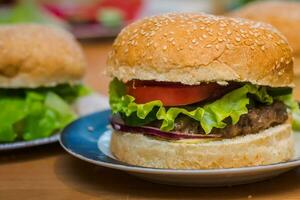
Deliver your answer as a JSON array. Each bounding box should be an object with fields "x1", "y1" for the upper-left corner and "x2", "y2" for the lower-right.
[
  {"x1": 111, "y1": 124, "x2": 294, "y2": 169},
  {"x1": 107, "y1": 13, "x2": 293, "y2": 87},
  {"x1": 0, "y1": 24, "x2": 86, "y2": 88},
  {"x1": 230, "y1": 1, "x2": 300, "y2": 58}
]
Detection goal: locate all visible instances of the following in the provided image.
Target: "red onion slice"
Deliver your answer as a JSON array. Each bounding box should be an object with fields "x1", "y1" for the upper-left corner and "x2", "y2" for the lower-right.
[{"x1": 110, "y1": 116, "x2": 222, "y2": 140}]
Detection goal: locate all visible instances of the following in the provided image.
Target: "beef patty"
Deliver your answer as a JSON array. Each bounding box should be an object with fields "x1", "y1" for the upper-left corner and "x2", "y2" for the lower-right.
[{"x1": 171, "y1": 101, "x2": 288, "y2": 138}]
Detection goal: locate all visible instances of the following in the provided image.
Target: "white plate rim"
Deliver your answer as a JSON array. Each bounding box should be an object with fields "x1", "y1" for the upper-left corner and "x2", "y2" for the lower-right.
[{"x1": 0, "y1": 134, "x2": 59, "y2": 151}]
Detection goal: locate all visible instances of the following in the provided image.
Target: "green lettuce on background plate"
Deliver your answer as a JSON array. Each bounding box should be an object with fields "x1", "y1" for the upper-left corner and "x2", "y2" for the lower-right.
[{"x1": 0, "y1": 85, "x2": 90, "y2": 142}]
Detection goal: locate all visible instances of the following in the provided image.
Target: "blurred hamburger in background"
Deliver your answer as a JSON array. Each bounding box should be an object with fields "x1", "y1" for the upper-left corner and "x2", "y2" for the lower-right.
[
  {"x1": 229, "y1": 1, "x2": 300, "y2": 98},
  {"x1": 0, "y1": 0, "x2": 143, "y2": 39},
  {"x1": 107, "y1": 13, "x2": 300, "y2": 169},
  {"x1": 0, "y1": 24, "x2": 89, "y2": 142}
]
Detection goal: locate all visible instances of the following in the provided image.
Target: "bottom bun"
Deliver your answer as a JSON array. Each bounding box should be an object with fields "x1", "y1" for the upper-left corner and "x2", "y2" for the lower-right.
[{"x1": 110, "y1": 124, "x2": 294, "y2": 169}]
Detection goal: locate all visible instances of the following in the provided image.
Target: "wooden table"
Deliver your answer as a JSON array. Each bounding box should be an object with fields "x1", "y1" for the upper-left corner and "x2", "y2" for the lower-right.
[{"x1": 1, "y1": 40, "x2": 300, "y2": 200}]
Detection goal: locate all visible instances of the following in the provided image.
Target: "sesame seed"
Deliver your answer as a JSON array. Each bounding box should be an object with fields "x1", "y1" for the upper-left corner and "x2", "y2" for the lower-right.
[
  {"x1": 257, "y1": 40, "x2": 265, "y2": 45},
  {"x1": 236, "y1": 37, "x2": 241, "y2": 42},
  {"x1": 226, "y1": 44, "x2": 233, "y2": 49},
  {"x1": 206, "y1": 44, "x2": 212, "y2": 48},
  {"x1": 163, "y1": 45, "x2": 167, "y2": 50}
]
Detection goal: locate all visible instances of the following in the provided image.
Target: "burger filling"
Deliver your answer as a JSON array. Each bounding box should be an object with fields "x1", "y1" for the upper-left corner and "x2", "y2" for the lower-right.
[
  {"x1": 0, "y1": 84, "x2": 90, "y2": 142},
  {"x1": 162, "y1": 101, "x2": 287, "y2": 138},
  {"x1": 109, "y1": 78, "x2": 300, "y2": 140}
]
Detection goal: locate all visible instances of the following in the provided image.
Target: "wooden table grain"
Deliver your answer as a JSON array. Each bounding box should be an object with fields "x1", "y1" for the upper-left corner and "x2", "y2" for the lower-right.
[{"x1": 1, "y1": 40, "x2": 300, "y2": 200}]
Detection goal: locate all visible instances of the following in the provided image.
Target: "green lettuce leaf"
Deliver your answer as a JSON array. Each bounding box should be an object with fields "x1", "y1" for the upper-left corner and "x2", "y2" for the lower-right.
[
  {"x1": 45, "y1": 92, "x2": 76, "y2": 126},
  {"x1": 109, "y1": 79, "x2": 274, "y2": 134},
  {"x1": 275, "y1": 94, "x2": 300, "y2": 130},
  {"x1": 0, "y1": 84, "x2": 89, "y2": 142},
  {"x1": 0, "y1": 98, "x2": 27, "y2": 141},
  {"x1": 22, "y1": 92, "x2": 59, "y2": 140},
  {"x1": 42, "y1": 84, "x2": 91, "y2": 103},
  {"x1": 275, "y1": 94, "x2": 300, "y2": 112}
]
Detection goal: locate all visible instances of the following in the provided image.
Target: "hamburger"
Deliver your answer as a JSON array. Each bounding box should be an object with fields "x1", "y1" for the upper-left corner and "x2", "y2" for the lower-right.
[
  {"x1": 107, "y1": 13, "x2": 299, "y2": 169},
  {"x1": 0, "y1": 24, "x2": 88, "y2": 142},
  {"x1": 229, "y1": 2, "x2": 300, "y2": 76}
]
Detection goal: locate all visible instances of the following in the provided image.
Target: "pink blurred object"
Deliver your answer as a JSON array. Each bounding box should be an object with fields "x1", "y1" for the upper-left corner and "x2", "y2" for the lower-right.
[{"x1": 43, "y1": 0, "x2": 143, "y2": 23}]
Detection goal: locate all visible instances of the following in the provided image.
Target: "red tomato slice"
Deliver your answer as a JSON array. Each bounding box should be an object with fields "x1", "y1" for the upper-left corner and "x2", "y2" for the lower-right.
[{"x1": 126, "y1": 81, "x2": 223, "y2": 106}]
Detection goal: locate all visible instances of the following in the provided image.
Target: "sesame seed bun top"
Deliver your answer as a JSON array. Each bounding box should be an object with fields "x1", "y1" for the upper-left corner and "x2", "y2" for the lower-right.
[
  {"x1": 0, "y1": 24, "x2": 86, "y2": 88},
  {"x1": 107, "y1": 13, "x2": 293, "y2": 87},
  {"x1": 229, "y1": 1, "x2": 300, "y2": 75}
]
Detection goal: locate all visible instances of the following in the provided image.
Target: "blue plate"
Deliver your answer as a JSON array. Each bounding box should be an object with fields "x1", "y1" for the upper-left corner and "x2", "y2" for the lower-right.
[
  {"x1": 60, "y1": 110, "x2": 121, "y2": 165},
  {"x1": 60, "y1": 110, "x2": 300, "y2": 186}
]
